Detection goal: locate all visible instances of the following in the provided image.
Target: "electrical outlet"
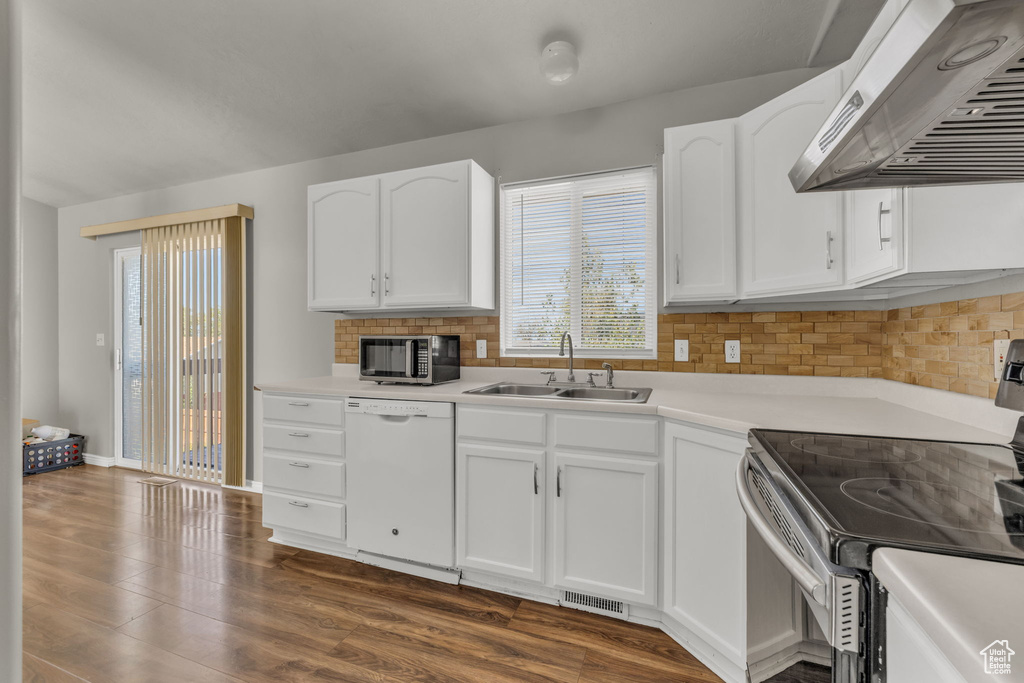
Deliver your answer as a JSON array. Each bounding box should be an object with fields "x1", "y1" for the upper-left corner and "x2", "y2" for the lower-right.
[
  {"x1": 674, "y1": 340, "x2": 689, "y2": 362},
  {"x1": 725, "y1": 340, "x2": 740, "y2": 363},
  {"x1": 476, "y1": 339, "x2": 488, "y2": 359},
  {"x1": 95, "y1": 333, "x2": 105, "y2": 347},
  {"x1": 995, "y1": 339, "x2": 1011, "y2": 381}
]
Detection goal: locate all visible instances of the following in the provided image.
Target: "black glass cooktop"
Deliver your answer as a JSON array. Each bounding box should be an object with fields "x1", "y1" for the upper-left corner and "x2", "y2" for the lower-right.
[{"x1": 749, "y1": 429, "x2": 1024, "y2": 568}]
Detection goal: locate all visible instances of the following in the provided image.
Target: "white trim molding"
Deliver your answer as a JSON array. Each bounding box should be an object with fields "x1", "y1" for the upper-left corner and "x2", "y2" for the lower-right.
[{"x1": 83, "y1": 453, "x2": 115, "y2": 468}]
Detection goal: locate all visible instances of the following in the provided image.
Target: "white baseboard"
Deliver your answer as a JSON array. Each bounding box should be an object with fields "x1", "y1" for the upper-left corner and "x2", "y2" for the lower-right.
[
  {"x1": 83, "y1": 453, "x2": 115, "y2": 468},
  {"x1": 222, "y1": 479, "x2": 262, "y2": 493}
]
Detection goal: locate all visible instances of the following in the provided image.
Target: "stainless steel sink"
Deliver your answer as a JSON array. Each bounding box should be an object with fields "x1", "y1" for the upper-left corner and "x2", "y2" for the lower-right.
[
  {"x1": 557, "y1": 387, "x2": 649, "y2": 402},
  {"x1": 465, "y1": 382, "x2": 652, "y2": 403},
  {"x1": 468, "y1": 383, "x2": 563, "y2": 396}
]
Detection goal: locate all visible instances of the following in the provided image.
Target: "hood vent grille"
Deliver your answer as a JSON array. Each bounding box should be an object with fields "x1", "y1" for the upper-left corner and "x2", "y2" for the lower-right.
[{"x1": 877, "y1": 49, "x2": 1024, "y2": 181}]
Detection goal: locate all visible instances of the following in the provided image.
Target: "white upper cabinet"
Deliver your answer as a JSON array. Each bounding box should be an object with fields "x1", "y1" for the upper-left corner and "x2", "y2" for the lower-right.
[
  {"x1": 739, "y1": 68, "x2": 844, "y2": 297},
  {"x1": 663, "y1": 119, "x2": 738, "y2": 303},
  {"x1": 308, "y1": 159, "x2": 494, "y2": 312},
  {"x1": 845, "y1": 188, "x2": 903, "y2": 285},
  {"x1": 308, "y1": 177, "x2": 380, "y2": 311}
]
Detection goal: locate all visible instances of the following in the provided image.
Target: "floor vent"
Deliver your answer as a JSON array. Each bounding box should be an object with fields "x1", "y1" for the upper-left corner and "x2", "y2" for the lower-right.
[{"x1": 560, "y1": 591, "x2": 628, "y2": 620}]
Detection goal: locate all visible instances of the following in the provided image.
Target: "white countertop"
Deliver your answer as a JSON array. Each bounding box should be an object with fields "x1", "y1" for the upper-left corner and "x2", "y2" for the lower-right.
[
  {"x1": 874, "y1": 548, "x2": 1024, "y2": 683},
  {"x1": 257, "y1": 365, "x2": 1017, "y2": 443}
]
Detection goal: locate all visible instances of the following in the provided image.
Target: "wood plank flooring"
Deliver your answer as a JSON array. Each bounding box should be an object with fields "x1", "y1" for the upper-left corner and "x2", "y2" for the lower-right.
[{"x1": 23, "y1": 465, "x2": 725, "y2": 682}]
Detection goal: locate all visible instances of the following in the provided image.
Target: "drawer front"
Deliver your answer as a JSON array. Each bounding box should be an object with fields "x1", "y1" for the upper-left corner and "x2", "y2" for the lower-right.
[
  {"x1": 458, "y1": 406, "x2": 545, "y2": 445},
  {"x1": 264, "y1": 454, "x2": 345, "y2": 499},
  {"x1": 263, "y1": 424, "x2": 344, "y2": 457},
  {"x1": 264, "y1": 394, "x2": 345, "y2": 427},
  {"x1": 554, "y1": 413, "x2": 658, "y2": 455},
  {"x1": 263, "y1": 491, "x2": 345, "y2": 540}
]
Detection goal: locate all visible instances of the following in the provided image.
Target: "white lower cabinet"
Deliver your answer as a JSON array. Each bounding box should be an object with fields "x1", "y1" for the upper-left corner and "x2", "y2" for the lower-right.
[
  {"x1": 455, "y1": 405, "x2": 659, "y2": 607},
  {"x1": 886, "y1": 597, "x2": 967, "y2": 683},
  {"x1": 261, "y1": 392, "x2": 350, "y2": 554},
  {"x1": 663, "y1": 421, "x2": 801, "y2": 680},
  {"x1": 456, "y1": 443, "x2": 545, "y2": 582},
  {"x1": 553, "y1": 452, "x2": 658, "y2": 606}
]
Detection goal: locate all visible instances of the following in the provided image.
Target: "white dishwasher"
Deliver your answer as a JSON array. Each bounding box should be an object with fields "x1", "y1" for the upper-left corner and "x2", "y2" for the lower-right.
[{"x1": 345, "y1": 398, "x2": 455, "y2": 568}]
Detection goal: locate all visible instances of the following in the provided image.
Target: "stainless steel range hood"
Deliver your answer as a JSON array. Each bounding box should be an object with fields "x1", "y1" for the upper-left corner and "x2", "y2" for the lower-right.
[{"x1": 791, "y1": 0, "x2": 1024, "y2": 192}]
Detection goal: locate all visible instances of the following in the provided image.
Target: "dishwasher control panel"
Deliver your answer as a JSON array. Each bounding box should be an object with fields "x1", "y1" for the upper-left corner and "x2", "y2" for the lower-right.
[{"x1": 345, "y1": 398, "x2": 454, "y2": 419}]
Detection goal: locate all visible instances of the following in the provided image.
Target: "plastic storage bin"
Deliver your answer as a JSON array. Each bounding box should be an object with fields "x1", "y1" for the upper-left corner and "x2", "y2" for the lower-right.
[{"x1": 23, "y1": 434, "x2": 86, "y2": 475}]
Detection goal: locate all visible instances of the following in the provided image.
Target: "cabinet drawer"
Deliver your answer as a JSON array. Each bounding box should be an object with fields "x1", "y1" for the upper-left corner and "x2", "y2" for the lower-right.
[
  {"x1": 554, "y1": 413, "x2": 658, "y2": 455},
  {"x1": 264, "y1": 454, "x2": 345, "y2": 500},
  {"x1": 264, "y1": 394, "x2": 345, "y2": 427},
  {"x1": 263, "y1": 492, "x2": 346, "y2": 540},
  {"x1": 263, "y1": 424, "x2": 344, "y2": 457},
  {"x1": 458, "y1": 406, "x2": 545, "y2": 446}
]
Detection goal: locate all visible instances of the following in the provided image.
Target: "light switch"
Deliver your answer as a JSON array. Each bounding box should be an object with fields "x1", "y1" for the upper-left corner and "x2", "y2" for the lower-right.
[
  {"x1": 674, "y1": 340, "x2": 689, "y2": 362},
  {"x1": 476, "y1": 339, "x2": 488, "y2": 359},
  {"x1": 95, "y1": 333, "x2": 105, "y2": 347}
]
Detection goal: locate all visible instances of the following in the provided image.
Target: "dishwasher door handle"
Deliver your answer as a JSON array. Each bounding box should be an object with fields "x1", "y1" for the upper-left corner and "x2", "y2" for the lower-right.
[{"x1": 736, "y1": 457, "x2": 827, "y2": 606}]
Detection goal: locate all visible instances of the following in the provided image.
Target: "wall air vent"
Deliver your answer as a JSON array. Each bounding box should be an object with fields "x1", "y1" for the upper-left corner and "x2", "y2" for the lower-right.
[{"x1": 560, "y1": 591, "x2": 628, "y2": 620}]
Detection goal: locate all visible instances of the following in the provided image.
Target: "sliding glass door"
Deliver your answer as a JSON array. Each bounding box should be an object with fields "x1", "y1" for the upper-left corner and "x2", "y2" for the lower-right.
[{"x1": 114, "y1": 247, "x2": 143, "y2": 468}]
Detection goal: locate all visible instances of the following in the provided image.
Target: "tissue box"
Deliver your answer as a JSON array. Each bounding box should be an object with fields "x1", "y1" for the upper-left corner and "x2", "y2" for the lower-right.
[{"x1": 23, "y1": 434, "x2": 86, "y2": 476}]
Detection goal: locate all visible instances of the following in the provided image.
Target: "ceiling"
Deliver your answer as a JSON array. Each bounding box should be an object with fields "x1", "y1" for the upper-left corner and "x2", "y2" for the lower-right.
[{"x1": 22, "y1": 0, "x2": 883, "y2": 208}]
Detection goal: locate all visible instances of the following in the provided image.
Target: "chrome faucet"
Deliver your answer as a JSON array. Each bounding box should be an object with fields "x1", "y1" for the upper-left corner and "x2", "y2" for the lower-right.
[
  {"x1": 559, "y1": 332, "x2": 576, "y2": 383},
  {"x1": 602, "y1": 362, "x2": 614, "y2": 388}
]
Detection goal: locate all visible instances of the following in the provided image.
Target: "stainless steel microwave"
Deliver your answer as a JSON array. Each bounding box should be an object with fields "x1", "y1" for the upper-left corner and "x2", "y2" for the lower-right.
[{"x1": 358, "y1": 335, "x2": 461, "y2": 385}]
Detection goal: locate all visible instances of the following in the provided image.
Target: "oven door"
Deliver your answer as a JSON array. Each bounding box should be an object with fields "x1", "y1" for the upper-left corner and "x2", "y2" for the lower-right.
[
  {"x1": 359, "y1": 337, "x2": 422, "y2": 381},
  {"x1": 737, "y1": 451, "x2": 869, "y2": 682}
]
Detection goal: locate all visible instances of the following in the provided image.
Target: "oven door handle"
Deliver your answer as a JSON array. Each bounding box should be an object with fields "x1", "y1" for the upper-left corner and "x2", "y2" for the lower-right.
[{"x1": 736, "y1": 458, "x2": 827, "y2": 606}]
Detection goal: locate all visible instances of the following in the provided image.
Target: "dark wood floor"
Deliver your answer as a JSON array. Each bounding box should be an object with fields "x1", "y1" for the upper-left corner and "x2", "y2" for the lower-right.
[{"x1": 22, "y1": 465, "x2": 726, "y2": 682}]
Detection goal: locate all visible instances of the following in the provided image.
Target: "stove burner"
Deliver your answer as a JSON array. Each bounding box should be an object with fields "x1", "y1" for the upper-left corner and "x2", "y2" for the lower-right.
[
  {"x1": 790, "y1": 435, "x2": 922, "y2": 464},
  {"x1": 841, "y1": 477, "x2": 1024, "y2": 537}
]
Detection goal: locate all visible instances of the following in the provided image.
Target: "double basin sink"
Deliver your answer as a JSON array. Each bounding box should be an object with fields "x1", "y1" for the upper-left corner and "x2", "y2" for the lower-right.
[{"x1": 465, "y1": 382, "x2": 652, "y2": 404}]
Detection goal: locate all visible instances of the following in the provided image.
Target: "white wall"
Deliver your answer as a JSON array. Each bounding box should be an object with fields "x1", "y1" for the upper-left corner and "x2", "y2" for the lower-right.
[
  {"x1": 21, "y1": 196, "x2": 57, "y2": 420},
  {"x1": 1, "y1": 0, "x2": 21, "y2": 677},
  {"x1": 56, "y1": 66, "x2": 823, "y2": 479}
]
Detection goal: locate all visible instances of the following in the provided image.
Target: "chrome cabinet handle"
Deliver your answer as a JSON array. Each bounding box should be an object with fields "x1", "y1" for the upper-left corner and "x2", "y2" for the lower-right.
[
  {"x1": 287, "y1": 432, "x2": 309, "y2": 438},
  {"x1": 370, "y1": 274, "x2": 376, "y2": 296},
  {"x1": 675, "y1": 254, "x2": 680, "y2": 285},
  {"x1": 533, "y1": 464, "x2": 539, "y2": 495},
  {"x1": 556, "y1": 467, "x2": 562, "y2": 497},
  {"x1": 384, "y1": 273, "x2": 390, "y2": 295},
  {"x1": 877, "y1": 201, "x2": 892, "y2": 250},
  {"x1": 288, "y1": 462, "x2": 310, "y2": 468},
  {"x1": 825, "y1": 230, "x2": 834, "y2": 270},
  {"x1": 288, "y1": 501, "x2": 309, "y2": 508},
  {"x1": 287, "y1": 401, "x2": 309, "y2": 407}
]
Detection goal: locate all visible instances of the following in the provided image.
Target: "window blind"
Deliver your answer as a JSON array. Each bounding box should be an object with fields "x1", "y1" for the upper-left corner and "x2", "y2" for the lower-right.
[{"x1": 501, "y1": 167, "x2": 657, "y2": 358}]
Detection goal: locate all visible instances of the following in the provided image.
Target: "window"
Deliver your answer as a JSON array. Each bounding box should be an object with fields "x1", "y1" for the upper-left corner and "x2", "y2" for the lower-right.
[{"x1": 500, "y1": 167, "x2": 657, "y2": 358}]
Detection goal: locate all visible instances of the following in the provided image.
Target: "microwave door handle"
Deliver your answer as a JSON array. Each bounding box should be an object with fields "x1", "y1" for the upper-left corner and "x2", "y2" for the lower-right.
[
  {"x1": 406, "y1": 340, "x2": 415, "y2": 378},
  {"x1": 736, "y1": 458, "x2": 827, "y2": 606}
]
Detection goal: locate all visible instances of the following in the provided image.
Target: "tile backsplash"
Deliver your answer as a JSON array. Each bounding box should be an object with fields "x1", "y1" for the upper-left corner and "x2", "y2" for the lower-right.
[{"x1": 334, "y1": 291, "x2": 1024, "y2": 399}]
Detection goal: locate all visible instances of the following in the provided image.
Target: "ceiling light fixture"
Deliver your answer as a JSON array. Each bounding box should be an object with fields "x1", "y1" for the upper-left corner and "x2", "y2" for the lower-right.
[{"x1": 540, "y1": 41, "x2": 578, "y2": 85}]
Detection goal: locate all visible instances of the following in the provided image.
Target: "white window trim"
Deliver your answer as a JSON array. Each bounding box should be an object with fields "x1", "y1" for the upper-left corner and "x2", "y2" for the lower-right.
[{"x1": 499, "y1": 166, "x2": 658, "y2": 360}]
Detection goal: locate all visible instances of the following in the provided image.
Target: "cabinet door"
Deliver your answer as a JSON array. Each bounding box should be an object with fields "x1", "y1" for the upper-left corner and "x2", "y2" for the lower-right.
[
  {"x1": 845, "y1": 188, "x2": 903, "y2": 285},
  {"x1": 456, "y1": 443, "x2": 545, "y2": 582},
  {"x1": 380, "y1": 161, "x2": 470, "y2": 308},
  {"x1": 308, "y1": 177, "x2": 380, "y2": 310},
  {"x1": 553, "y1": 453, "x2": 658, "y2": 605},
  {"x1": 739, "y1": 68, "x2": 844, "y2": 297},
  {"x1": 664, "y1": 119, "x2": 738, "y2": 302}
]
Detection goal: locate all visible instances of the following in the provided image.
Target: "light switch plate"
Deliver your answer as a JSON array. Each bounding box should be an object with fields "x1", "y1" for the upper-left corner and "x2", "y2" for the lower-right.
[
  {"x1": 674, "y1": 340, "x2": 689, "y2": 362},
  {"x1": 476, "y1": 339, "x2": 488, "y2": 359},
  {"x1": 725, "y1": 340, "x2": 740, "y2": 363},
  {"x1": 995, "y1": 339, "x2": 1011, "y2": 381},
  {"x1": 95, "y1": 333, "x2": 105, "y2": 347}
]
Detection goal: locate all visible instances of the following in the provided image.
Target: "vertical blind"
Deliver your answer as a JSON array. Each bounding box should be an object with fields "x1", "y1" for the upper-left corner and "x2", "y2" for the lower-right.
[
  {"x1": 501, "y1": 167, "x2": 657, "y2": 357},
  {"x1": 141, "y1": 217, "x2": 245, "y2": 485}
]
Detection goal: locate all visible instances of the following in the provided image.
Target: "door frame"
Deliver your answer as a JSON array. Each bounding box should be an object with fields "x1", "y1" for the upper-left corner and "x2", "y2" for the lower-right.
[{"x1": 113, "y1": 246, "x2": 142, "y2": 469}]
